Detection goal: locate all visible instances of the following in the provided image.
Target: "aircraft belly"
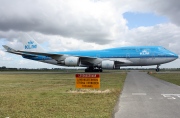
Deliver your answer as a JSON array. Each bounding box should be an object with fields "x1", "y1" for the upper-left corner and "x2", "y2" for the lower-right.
[
  {"x1": 26, "y1": 57, "x2": 176, "y2": 67},
  {"x1": 119, "y1": 57, "x2": 174, "y2": 66}
]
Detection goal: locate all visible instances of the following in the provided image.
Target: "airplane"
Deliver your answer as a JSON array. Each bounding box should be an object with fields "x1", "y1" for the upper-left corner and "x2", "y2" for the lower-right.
[{"x1": 2, "y1": 35, "x2": 178, "y2": 72}]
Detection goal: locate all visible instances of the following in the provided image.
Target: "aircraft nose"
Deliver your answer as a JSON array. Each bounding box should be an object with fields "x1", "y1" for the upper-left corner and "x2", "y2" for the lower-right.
[
  {"x1": 175, "y1": 54, "x2": 179, "y2": 58},
  {"x1": 166, "y1": 51, "x2": 178, "y2": 60},
  {"x1": 171, "y1": 53, "x2": 178, "y2": 59}
]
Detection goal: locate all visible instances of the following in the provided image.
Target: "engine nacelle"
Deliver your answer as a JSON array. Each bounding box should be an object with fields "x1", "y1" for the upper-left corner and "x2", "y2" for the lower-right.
[
  {"x1": 64, "y1": 57, "x2": 80, "y2": 66},
  {"x1": 101, "y1": 60, "x2": 115, "y2": 69}
]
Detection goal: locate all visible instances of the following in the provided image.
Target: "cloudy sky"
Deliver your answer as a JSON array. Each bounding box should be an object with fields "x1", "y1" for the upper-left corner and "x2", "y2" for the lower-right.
[{"x1": 0, "y1": 0, "x2": 179, "y2": 69}]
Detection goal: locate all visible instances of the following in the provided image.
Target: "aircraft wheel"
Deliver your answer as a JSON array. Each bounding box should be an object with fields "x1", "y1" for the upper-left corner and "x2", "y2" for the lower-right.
[
  {"x1": 85, "y1": 67, "x2": 103, "y2": 72},
  {"x1": 85, "y1": 69, "x2": 89, "y2": 72},
  {"x1": 156, "y1": 68, "x2": 160, "y2": 72},
  {"x1": 99, "y1": 68, "x2": 102, "y2": 72},
  {"x1": 156, "y1": 65, "x2": 160, "y2": 72}
]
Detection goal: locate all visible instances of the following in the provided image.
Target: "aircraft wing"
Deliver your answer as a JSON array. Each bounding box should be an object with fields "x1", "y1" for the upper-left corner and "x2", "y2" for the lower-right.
[
  {"x1": 3, "y1": 45, "x2": 132, "y2": 66},
  {"x1": 16, "y1": 50, "x2": 131, "y2": 64},
  {"x1": 17, "y1": 50, "x2": 104, "y2": 67}
]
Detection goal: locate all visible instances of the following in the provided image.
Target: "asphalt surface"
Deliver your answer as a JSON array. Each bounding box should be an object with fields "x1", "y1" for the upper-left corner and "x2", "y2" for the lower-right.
[{"x1": 114, "y1": 71, "x2": 180, "y2": 118}]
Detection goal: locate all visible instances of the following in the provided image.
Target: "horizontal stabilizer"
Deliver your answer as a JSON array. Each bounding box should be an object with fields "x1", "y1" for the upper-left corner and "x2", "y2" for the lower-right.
[{"x1": 2, "y1": 45, "x2": 17, "y2": 52}]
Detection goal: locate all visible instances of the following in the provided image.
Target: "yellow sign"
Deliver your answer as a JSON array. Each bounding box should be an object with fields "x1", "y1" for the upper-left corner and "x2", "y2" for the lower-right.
[{"x1": 75, "y1": 74, "x2": 100, "y2": 89}]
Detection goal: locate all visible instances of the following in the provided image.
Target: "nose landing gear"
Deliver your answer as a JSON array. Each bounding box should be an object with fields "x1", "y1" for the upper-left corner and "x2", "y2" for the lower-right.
[{"x1": 156, "y1": 65, "x2": 160, "y2": 72}]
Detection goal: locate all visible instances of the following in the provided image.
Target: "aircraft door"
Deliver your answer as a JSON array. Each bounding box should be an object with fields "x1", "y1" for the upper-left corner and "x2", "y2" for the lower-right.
[
  {"x1": 126, "y1": 53, "x2": 130, "y2": 59},
  {"x1": 148, "y1": 53, "x2": 155, "y2": 65},
  {"x1": 152, "y1": 54, "x2": 155, "y2": 59}
]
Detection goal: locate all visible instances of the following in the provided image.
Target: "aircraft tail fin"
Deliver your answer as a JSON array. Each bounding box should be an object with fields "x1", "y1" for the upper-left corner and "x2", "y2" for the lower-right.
[{"x1": 20, "y1": 34, "x2": 45, "y2": 52}]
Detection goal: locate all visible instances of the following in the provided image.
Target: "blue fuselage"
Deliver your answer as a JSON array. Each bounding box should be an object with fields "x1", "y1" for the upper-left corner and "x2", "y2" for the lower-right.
[{"x1": 23, "y1": 46, "x2": 178, "y2": 67}]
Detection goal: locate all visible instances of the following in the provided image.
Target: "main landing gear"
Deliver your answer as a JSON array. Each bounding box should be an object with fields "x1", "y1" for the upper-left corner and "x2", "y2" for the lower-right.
[
  {"x1": 85, "y1": 66, "x2": 103, "y2": 72},
  {"x1": 156, "y1": 65, "x2": 160, "y2": 72}
]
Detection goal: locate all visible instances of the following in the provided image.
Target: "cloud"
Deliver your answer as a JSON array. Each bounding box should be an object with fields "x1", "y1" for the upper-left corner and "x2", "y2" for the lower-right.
[
  {"x1": 147, "y1": 0, "x2": 180, "y2": 26},
  {"x1": 0, "y1": 0, "x2": 126, "y2": 44},
  {"x1": 123, "y1": 23, "x2": 180, "y2": 54},
  {"x1": 0, "y1": 49, "x2": 5, "y2": 57},
  {"x1": 1, "y1": 0, "x2": 179, "y2": 46},
  {"x1": 112, "y1": 0, "x2": 180, "y2": 26},
  {"x1": 0, "y1": 49, "x2": 12, "y2": 61},
  {"x1": 0, "y1": 0, "x2": 180, "y2": 68}
]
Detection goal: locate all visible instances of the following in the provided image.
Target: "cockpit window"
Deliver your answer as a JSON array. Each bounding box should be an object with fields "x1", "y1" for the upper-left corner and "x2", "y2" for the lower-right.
[{"x1": 158, "y1": 47, "x2": 167, "y2": 51}]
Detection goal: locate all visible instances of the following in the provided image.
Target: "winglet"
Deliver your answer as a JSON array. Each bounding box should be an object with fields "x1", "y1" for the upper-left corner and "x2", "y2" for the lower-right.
[{"x1": 2, "y1": 45, "x2": 17, "y2": 52}]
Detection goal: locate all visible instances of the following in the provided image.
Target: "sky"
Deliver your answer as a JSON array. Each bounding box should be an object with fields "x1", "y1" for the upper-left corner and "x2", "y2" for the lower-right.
[{"x1": 0, "y1": 0, "x2": 179, "y2": 69}]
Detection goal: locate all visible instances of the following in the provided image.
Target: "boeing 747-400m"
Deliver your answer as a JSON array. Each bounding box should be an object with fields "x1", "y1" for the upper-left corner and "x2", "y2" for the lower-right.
[{"x1": 3, "y1": 35, "x2": 178, "y2": 72}]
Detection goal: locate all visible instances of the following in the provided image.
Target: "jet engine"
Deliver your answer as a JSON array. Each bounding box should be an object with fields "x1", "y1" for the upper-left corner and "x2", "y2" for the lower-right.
[
  {"x1": 64, "y1": 57, "x2": 80, "y2": 66},
  {"x1": 101, "y1": 60, "x2": 115, "y2": 69}
]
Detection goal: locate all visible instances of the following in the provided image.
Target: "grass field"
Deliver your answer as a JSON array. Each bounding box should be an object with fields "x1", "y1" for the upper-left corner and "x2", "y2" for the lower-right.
[
  {"x1": 0, "y1": 72, "x2": 126, "y2": 118},
  {"x1": 150, "y1": 73, "x2": 180, "y2": 86}
]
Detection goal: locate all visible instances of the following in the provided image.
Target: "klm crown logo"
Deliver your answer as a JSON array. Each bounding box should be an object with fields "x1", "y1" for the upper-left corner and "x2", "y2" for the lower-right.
[
  {"x1": 140, "y1": 50, "x2": 150, "y2": 55},
  {"x1": 25, "y1": 40, "x2": 37, "y2": 49},
  {"x1": 28, "y1": 41, "x2": 34, "y2": 45}
]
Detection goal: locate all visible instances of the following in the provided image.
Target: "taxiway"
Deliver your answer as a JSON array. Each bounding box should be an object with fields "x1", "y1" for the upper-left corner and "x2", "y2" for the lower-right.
[{"x1": 114, "y1": 71, "x2": 180, "y2": 118}]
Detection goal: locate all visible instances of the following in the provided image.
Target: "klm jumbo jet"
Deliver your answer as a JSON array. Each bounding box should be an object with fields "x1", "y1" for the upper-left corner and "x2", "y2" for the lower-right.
[{"x1": 3, "y1": 35, "x2": 178, "y2": 72}]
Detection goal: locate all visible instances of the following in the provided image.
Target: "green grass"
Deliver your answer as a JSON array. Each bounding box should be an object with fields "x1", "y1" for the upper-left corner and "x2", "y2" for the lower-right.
[
  {"x1": 150, "y1": 73, "x2": 180, "y2": 86},
  {"x1": 0, "y1": 72, "x2": 126, "y2": 118}
]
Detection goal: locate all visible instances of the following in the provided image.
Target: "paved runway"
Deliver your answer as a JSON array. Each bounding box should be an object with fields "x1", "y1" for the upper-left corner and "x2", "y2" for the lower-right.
[{"x1": 114, "y1": 71, "x2": 180, "y2": 118}]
